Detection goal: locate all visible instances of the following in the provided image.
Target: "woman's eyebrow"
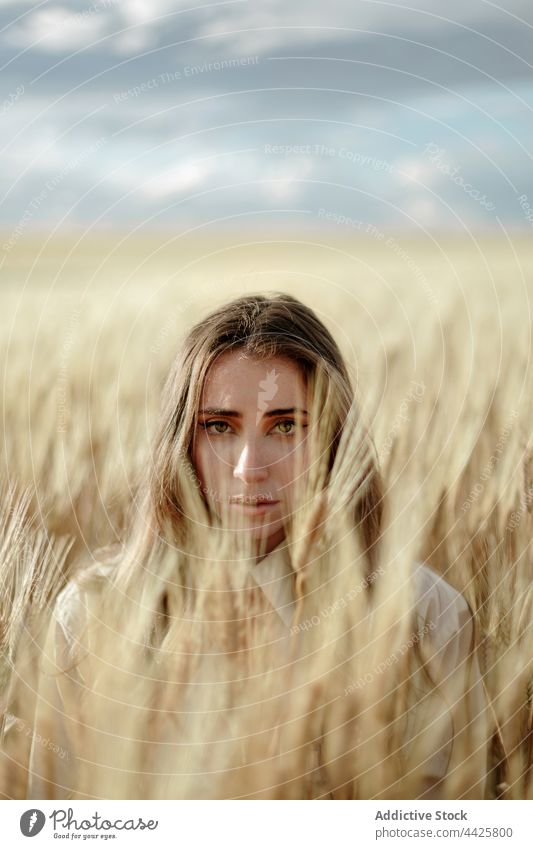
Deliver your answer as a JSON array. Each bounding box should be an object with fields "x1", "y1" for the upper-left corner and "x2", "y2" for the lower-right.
[
  {"x1": 197, "y1": 406, "x2": 308, "y2": 418},
  {"x1": 263, "y1": 407, "x2": 308, "y2": 418},
  {"x1": 198, "y1": 407, "x2": 241, "y2": 417}
]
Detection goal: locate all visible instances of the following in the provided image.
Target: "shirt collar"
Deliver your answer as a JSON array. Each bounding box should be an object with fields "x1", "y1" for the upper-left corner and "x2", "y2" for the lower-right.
[{"x1": 249, "y1": 541, "x2": 296, "y2": 628}]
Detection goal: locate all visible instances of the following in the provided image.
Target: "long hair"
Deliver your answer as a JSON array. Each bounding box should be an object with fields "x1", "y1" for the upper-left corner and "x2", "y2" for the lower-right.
[
  {"x1": 47, "y1": 294, "x2": 460, "y2": 799},
  {"x1": 86, "y1": 292, "x2": 383, "y2": 648},
  {"x1": 129, "y1": 293, "x2": 383, "y2": 544}
]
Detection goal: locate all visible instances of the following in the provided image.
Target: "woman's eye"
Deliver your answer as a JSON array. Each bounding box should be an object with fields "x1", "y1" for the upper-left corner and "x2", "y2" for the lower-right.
[
  {"x1": 274, "y1": 419, "x2": 299, "y2": 435},
  {"x1": 200, "y1": 419, "x2": 306, "y2": 436},
  {"x1": 202, "y1": 420, "x2": 231, "y2": 434}
]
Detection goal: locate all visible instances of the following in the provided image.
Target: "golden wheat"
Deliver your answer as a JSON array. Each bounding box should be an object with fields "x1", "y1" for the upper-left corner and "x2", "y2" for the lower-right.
[{"x1": 0, "y1": 235, "x2": 531, "y2": 799}]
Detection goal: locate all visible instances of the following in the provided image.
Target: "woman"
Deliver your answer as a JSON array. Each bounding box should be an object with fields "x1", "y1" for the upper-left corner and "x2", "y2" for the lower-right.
[{"x1": 26, "y1": 292, "x2": 489, "y2": 800}]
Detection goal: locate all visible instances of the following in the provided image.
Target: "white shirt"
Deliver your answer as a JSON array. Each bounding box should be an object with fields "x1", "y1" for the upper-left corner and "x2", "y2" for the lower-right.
[
  {"x1": 22, "y1": 544, "x2": 489, "y2": 799},
  {"x1": 249, "y1": 542, "x2": 489, "y2": 799}
]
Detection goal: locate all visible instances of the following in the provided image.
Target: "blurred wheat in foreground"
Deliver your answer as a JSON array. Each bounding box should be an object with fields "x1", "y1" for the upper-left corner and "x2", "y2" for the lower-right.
[{"x1": 0, "y1": 235, "x2": 532, "y2": 799}]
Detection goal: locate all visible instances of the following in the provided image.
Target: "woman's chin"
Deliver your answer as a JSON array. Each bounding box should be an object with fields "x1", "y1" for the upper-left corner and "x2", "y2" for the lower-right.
[
  {"x1": 222, "y1": 515, "x2": 285, "y2": 542},
  {"x1": 230, "y1": 517, "x2": 280, "y2": 534}
]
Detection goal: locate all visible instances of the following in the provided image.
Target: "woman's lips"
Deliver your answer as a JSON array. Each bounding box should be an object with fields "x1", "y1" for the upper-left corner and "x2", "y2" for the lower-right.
[{"x1": 232, "y1": 500, "x2": 279, "y2": 514}]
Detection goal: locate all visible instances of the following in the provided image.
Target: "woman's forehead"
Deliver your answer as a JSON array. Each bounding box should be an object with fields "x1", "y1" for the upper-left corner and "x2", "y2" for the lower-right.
[{"x1": 200, "y1": 351, "x2": 307, "y2": 407}]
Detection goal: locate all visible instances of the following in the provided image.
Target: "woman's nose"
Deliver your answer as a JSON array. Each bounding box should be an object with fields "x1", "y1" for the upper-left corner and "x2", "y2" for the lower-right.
[{"x1": 233, "y1": 441, "x2": 268, "y2": 484}]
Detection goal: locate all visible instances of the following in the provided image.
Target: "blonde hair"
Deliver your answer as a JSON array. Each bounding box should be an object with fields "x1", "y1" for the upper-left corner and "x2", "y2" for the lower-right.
[{"x1": 93, "y1": 293, "x2": 383, "y2": 615}]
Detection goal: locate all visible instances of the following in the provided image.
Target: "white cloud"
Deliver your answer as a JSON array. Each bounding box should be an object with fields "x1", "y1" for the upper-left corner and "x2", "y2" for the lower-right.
[
  {"x1": 403, "y1": 196, "x2": 440, "y2": 225},
  {"x1": 119, "y1": 0, "x2": 176, "y2": 26},
  {"x1": 394, "y1": 158, "x2": 438, "y2": 186},
  {"x1": 263, "y1": 178, "x2": 299, "y2": 201},
  {"x1": 111, "y1": 28, "x2": 155, "y2": 55},
  {"x1": 4, "y1": 6, "x2": 108, "y2": 52},
  {"x1": 191, "y1": 0, "x2": 533, "y2": 59},
  {"x1": 140, "y1": 161, "x2": 211, "y2": 198}
]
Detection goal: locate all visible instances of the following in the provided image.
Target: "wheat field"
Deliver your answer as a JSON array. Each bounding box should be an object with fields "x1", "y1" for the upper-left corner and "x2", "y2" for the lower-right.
[{"x1": 0, "y1": 233, "x2": 532, "y2": 800}]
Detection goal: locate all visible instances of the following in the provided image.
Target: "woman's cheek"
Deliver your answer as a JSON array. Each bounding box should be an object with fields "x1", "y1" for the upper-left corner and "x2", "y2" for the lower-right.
[
  {"x1": 193, "y1": 442, "x2": 215, "y2": 490},
  {"x1": 202, "y1": 441, "x2": 235, "y2": 495}
]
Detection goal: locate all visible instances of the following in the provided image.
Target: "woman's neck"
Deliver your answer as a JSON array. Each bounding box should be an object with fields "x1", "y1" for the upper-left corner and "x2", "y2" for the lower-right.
[{"x1": 254, "y1": 528, "x2": 287, "y2": 563}]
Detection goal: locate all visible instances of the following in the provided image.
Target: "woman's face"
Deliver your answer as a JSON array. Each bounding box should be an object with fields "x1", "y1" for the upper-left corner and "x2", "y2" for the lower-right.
[{"x1": 191, "y1": 350, "x2": 310, "y2": 557}]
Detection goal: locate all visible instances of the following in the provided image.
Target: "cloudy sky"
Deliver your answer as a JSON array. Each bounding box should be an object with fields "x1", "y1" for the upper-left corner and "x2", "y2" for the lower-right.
[{"x1": 1, "y1": 0, "x2": 532, "y2": 237}]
